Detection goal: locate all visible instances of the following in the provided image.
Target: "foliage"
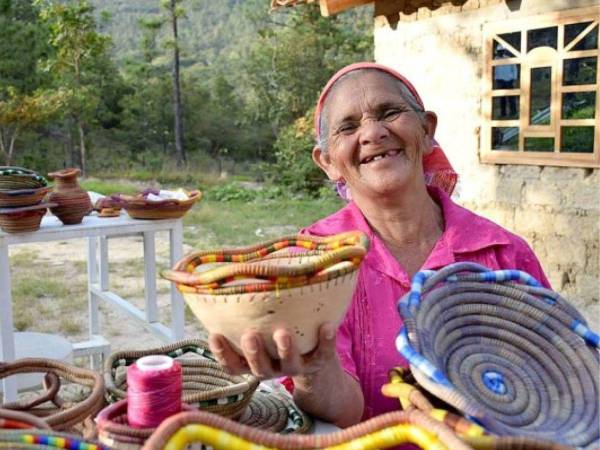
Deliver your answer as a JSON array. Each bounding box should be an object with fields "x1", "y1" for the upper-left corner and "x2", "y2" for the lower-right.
[{"x1": 263, "y1": 107, "x2": 328, "y2": 196}]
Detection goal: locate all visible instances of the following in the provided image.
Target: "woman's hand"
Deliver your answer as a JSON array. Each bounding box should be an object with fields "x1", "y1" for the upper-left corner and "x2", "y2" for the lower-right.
[
  {"x1": 209, "y1": 323, "x2": 364, "y2": 427},
  {"x1": 208, "y1": 322, "x2": 338, "y2": 380}
]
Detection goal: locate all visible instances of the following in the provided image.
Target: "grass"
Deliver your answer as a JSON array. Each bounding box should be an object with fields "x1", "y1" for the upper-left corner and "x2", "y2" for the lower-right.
[{"x1": 183, "y1": 197, "x2": 343, "y2": 248}]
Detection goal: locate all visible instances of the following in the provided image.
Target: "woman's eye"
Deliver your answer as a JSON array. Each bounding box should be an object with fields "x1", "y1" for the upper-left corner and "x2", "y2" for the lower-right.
[
  {"x1": 338, "y1": 123, "x2": 358, "y2": 134},
  {"x1": 382, "y1": 109, "x2": 402, "y2": 120}
]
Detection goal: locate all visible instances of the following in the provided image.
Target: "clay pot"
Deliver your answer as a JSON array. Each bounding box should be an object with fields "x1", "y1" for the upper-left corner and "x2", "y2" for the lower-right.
[{"x1": 47, "y1": 168, "x2": 92, "y2": 225}]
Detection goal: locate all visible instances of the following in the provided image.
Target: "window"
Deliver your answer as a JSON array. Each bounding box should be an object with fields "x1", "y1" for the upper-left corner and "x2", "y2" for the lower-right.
[{"x1": 482, "y1": 7, "x2": 599, "y2": 168}]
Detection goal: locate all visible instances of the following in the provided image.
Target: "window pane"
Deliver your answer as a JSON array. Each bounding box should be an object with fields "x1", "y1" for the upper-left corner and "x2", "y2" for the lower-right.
[
  {"x1": 562, "y1": 92, "x2": 596, "y2": 119},
  {"x1": 528, "y1": 26, "x2": 557, "y2": 51},
  {"x1": 524, "y1": 137, "x2": 554, "y2": 152},
  {"x1": 560, "y1": 126, "x2": 594, "y2": 153},
  {"x1": 563, "y1": 57, "x2": 597, "y2": 85},
  {"x1": 530, "y1": 67, "x2": 552, "y2": 125},
  {"x1": 493, "y1": 64, "x2": 520, "y2": 89},
  {"x1": 572, "y1": 25, "x2": 598, "y2": 51},
  {"x1": 492, "y1": 96, "x2": 519, "y2": 120},
  {"x1": 565, "y1": 22, "x2": 598, "y2": 50},
  {"x1": 493, "y1": 32, "x2": 521, "y2": 59},
  {"x1": 492, "y1": 127, "x2": 519, "y2": 151}
]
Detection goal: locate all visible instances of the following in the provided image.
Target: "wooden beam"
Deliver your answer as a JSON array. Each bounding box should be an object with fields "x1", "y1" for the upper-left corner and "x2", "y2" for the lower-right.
[{"x1": 319, "y1": 0, "x2": 373, "y2": 16}]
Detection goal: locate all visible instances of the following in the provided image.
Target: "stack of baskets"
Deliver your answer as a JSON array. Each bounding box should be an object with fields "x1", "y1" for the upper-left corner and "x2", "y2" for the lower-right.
[{"x1": 0, "y1": 166, "x2": 53, "y2": 233}]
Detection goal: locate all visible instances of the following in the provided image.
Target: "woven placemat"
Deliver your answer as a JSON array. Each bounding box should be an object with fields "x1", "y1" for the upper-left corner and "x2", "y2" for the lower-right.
[{"x1": 396, "y1": 262, "x2": 599, "y2": 449}]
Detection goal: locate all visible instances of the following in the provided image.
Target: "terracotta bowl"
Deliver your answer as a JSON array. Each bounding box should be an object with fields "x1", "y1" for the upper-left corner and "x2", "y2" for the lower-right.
[
  {"x1": 0, "y1": 186, "x2": 51, "y2": 208},
  {"x1": 0, "y1": 202, "x2": 55, "y2": 233},
  {"x1": 117, "y1": 190, "x2": 202, "y2": 220},
  {"x1": 162, "y1": 231, "x2": 369, "y2": 358}
]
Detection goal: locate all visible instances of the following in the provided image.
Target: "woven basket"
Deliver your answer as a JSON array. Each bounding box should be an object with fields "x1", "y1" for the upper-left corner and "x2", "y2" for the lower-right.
[
  {"x1": 396, "y1": 262, "x2": 599, "y2": 449},
  {"x1": 104, "y1": 339, "x2": 259, "y2": 418},
  {"x1": 0, "y1": 187, "x2": 50, "y2": 208},
  {"x1": 141, "y1": 409, "x2": 471, "y2": 450},
  {"x1": 0, "y1": 203, "x2": 54, "y2": 233},
  {"x1": 0, "y1": 429, "x2": 112, "y2": 449},
  {"x1": 0, "y1": 358, "x2": 105, "y2": 433},
  {"x1": 117, "y1": 190, "x2": 202, "y2": 220},
  {"x1": 95, "y1": 400, "x2": 197, "y2": 450},
  {"x1": 162, "y1": 231, "x2": 369, "y2": 358}
]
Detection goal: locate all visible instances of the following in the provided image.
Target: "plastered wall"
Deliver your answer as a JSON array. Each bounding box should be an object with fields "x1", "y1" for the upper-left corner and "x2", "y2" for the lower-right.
[{"x1": 374, "y1": 0, "x2": 599, "y2": 325}]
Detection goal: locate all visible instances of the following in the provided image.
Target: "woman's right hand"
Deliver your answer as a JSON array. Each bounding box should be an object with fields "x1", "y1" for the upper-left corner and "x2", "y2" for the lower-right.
[{"x1": 208, "y1": 322, "x2": 339, "y2": 380}]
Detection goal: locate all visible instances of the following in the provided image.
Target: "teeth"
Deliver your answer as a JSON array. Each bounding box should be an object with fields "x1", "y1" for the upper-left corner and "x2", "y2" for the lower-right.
[{"x1": 372, "y1": 155, "x2": 384, "y2": 161}]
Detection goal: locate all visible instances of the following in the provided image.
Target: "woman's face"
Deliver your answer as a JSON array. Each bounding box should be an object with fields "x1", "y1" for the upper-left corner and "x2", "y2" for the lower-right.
[{"x1": 313, "y1": 71, "x2": 437, "y2": 201}]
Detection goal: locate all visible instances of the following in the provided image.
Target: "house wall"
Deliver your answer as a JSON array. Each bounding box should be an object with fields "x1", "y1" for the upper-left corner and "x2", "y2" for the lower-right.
[{"x1": 374, "y1": 0, "x2": 599, "y2": 325}]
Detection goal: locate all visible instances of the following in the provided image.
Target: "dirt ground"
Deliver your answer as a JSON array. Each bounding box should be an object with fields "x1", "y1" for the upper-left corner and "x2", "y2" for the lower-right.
[{"x1": 9, "y1": 232, "x2": 207, "y2": 360}]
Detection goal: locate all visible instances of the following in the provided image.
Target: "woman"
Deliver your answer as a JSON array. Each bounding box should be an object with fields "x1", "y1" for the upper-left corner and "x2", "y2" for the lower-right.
[{"x1": 209, "y1": 62, "x2": 550, "y2": 428}]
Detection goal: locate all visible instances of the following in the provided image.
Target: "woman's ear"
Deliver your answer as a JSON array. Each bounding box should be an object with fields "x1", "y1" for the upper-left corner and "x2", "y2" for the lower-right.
[
  {"x1": 312, "y1": 146, "x2": 342, "y2": 181},
  {"x1": 422, "y1": 111, "x2": 438, "y2": 155}
]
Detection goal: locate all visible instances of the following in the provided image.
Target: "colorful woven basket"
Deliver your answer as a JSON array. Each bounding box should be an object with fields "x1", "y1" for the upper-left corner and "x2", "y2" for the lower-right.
[
  {"x1": 162, "y1": 231, "x2": 369, "y2": 358},
  {"x1": 0, "y1": 358, "x2": 105, "y2": 433},
  {"x1": 0, "y1": 430, "x2": 112, "y2": 449},
  {"x1": 104, "y1": 339, "x2": 259, "y2": 418},
  {"x1": 396, "y1": 262, "x2": 599, "y2": 449},
  {"x1": 141, "y1": 408, "x2": 470, "y2": 450}
]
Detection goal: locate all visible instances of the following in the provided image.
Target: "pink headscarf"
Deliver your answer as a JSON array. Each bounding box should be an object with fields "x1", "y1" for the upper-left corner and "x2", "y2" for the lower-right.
[{"x1": 314, "y1": 62, "x2": 458, "y2": 197}]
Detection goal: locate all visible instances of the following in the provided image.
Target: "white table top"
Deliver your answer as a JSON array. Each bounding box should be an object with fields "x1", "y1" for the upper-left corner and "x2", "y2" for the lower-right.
[{"x1": 0, "y1": 212, "x2": 182, "y2": 245}]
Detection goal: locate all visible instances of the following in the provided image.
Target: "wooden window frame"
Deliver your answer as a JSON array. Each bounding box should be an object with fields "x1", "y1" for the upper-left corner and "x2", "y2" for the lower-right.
[{"x1": 481, "y1": 6, "x2": 600, "y2": 168}]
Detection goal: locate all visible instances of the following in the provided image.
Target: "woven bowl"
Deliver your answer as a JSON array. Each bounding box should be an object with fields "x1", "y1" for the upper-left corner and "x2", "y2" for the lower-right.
[
  {"x1": 117, "y1": 190, "x2": 202, "y2": 220},
  {"x1": 396, "y1": 262, "x2": 599, "y2": 449},
  {"x1": 0, "y1": 203, "x2": 54, "y2": 233},
  {"x1": 0, "y1": 186, "x2": 50, "y2": 208},
  {"x1": 0, "y1": 167, "x2": 47, "y2": 190},
  {"x1": 104, "y1": 339, "x2": 259, "y2": 419},
  {"x1": 162, "y1": 232, "x2": 369, "y2": 358}
]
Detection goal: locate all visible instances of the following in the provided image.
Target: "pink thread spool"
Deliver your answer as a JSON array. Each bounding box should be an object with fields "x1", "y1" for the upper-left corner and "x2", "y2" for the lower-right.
[{"x1": 126, "y1": 355, "x2": 182, "y2": 429}]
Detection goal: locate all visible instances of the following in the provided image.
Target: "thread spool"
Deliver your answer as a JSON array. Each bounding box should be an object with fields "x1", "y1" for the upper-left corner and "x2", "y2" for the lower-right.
[{"x1": 127, "y1": 355, "x2": 182, "y2": 429}]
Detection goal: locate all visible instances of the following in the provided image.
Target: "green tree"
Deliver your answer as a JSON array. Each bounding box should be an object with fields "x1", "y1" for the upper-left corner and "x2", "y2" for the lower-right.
[
  {"x1": 36, "y1": 0, "x2": 112, "y2": 175},
  {"x1": 0, "y1": 0, "x2": 56, "y2": 165}
]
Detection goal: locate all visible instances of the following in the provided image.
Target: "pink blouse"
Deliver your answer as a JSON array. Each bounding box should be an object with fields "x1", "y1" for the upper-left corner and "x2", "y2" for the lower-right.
[{"x1": 303, "y1": 187, "x2": 550, "y2": 420}]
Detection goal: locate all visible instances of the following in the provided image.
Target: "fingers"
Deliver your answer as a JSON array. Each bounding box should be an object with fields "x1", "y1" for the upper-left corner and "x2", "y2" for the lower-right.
[
  {"x1": 240, "y1": 331, "x2": 278, "y2": 379},
  {"x1": 315, "y1": 322, "x2": 337, "y2": 359},
  {"x1": 208, "y1": 334, "x2": 247, "y2": 375},
  {"x1": 273, "y1": 328, "x2": 302, "y2": 376}
]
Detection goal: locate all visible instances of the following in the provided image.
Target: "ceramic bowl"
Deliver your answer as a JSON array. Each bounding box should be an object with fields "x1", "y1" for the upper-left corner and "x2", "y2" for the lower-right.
[
  {"x1": 0, "y1": 202, "x2": 55, "y2": 233},
  {"x1": 162, "y1": 231, "x2": 369, "y2": 358},
  {"x1": 117, "y1": 190, "x2": 202, "y2": 220},
  {"x1": 0, "y1": 186, "x2": 51, "y2": 208}
]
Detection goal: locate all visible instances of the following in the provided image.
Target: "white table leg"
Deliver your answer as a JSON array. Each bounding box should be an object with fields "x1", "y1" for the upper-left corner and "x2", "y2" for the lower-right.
[
  {"x1": 143, "y1": 231, "x2": 158, "y2": 323},
  {"x1": 0, "y1": 243, "x2": 17, "y2": 401},
  {"x1": 99, "y1": 236, "x2": 109, "y2": 291},
  {"x1": 169, "y1": 221, "x2": 185, "y2": 340},
  {"x1": 87, "y1": 237, "x2": 99, "y2": 336}
]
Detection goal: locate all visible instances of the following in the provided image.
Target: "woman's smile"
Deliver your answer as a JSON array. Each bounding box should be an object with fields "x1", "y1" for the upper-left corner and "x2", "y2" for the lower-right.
[{"x1": 359, "y1": 148, "x2": 403, "y2": 165}]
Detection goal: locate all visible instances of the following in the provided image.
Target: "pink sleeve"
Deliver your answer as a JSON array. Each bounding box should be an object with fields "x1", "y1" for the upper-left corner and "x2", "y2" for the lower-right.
[{"x1": 497, "y1": 236, "x2": 552, "y2": 289}]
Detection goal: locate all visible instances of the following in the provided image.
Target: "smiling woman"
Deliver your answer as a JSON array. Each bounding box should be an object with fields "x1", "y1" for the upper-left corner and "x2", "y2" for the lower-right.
[{"x1": 208, "y1": 62, "x2": 552, "y2": 435}]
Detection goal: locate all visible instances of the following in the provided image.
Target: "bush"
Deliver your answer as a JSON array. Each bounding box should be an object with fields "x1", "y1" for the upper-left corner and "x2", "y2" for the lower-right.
[{"x1": 264, "y1": 108, "x2": 327, "y2": 197}]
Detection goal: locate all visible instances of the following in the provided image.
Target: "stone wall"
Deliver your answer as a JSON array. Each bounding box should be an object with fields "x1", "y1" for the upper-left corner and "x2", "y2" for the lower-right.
[{"x1": 373, "y1": 0, "x2": 599, "y2": 325}]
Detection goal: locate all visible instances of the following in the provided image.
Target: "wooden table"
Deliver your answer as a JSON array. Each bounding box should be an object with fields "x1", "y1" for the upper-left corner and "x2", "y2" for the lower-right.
[{"x1": 0, "y1": 212, "x2": 185, "y2": 400}]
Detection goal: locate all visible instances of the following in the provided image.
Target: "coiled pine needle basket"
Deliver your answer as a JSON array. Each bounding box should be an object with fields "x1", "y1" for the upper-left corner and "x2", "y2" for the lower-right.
[
  {"x1": 0, "y1": 358, "x2": 105, "y2": 433},
  {"x1": 104, "y1": 339, "x2": 259, "y2": 418},
  {"x1": 162, "y1": 231, "x2": 369, "y2": 358},
  {"x1": 396, "y1": 262, "x2": 599, "y2": 449}
]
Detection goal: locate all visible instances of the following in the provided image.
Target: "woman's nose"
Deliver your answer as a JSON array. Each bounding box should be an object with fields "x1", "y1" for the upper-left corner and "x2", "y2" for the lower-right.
[{"x1": 358, "y1": 119, "x2": 389, "y2": 146}]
